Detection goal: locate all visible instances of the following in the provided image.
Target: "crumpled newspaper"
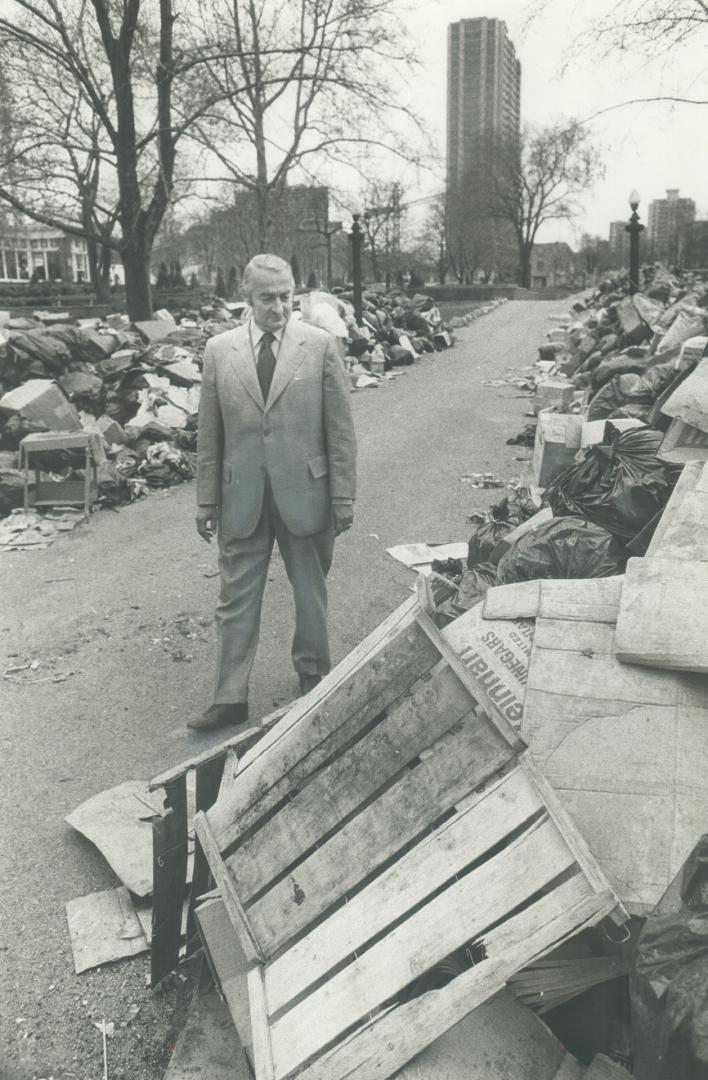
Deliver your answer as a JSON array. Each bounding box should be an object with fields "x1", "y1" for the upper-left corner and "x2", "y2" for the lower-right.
[{"x1": 0, "y1": 506, "x2": 85, "y2": 551}]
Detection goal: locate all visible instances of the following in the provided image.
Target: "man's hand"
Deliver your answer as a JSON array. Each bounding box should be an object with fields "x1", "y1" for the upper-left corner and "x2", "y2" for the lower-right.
[
  {"x1": 196, "y1": 504, "x2": 218, "y2": 543},
  {"x1": 331, "y1": 501, "x2": 354, "y2": 536}
]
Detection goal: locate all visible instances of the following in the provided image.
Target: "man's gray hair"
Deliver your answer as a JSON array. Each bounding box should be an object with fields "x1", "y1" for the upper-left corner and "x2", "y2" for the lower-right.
[{"x1": 242, "y1": 254, "x2": 294, "y2": 296}]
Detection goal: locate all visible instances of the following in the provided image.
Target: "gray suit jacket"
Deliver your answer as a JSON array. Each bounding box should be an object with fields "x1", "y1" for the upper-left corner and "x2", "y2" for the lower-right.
[{"x1": 196, "y1": 319, "x2": 357, "y2": 538}]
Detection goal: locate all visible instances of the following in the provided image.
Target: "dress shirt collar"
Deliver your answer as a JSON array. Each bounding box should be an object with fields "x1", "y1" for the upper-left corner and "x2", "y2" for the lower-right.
[{"x1": 250, "y1": 319, "x2": 285, "y2": 348}]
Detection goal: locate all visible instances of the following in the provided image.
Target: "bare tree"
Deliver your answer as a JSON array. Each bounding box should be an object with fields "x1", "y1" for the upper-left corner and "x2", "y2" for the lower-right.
[
  {"x1": 489, "y1": 121, "x2": 604, "y2": 288},
  {"x1": 186, "y1": 0, "x2": 424, "y2": 250},
  {"x1": 358, "y1": 180, "x2": 404, "y2": 287},
  {"x1": 0, "y1": 0, "x2": 208, "y2": 318}
]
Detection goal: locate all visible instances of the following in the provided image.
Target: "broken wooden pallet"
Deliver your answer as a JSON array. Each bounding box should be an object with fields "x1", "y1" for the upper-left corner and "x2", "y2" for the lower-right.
[{"x1": 194, "y1": 610, "x2": 622, "y2": 1080}]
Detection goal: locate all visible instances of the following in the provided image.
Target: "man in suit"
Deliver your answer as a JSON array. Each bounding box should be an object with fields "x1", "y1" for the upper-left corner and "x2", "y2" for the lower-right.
[{"x1": 191, "y1": 253, "x2": 357, "y2": 731}]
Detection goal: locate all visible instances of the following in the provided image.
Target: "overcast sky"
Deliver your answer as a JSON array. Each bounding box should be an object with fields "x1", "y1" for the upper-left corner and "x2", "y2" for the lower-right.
[{"x1": 402, "y1": 0, "x2": 708, "y2": 244}]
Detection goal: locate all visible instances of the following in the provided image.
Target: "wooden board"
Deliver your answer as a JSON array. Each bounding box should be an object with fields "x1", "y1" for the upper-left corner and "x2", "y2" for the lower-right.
[
  {"x1": 209, "y1": 609, "x2": 437, "y2": 852},
  {"x1": 662, "y1": 357, "x2": 708, "y2": 432},
  {"x1": 264, "y1": 768, "x2": 544, "y2": 1014},
  {"x1": 269, "y1": 816, "x2": 577, "y2": 1076},
  {"x1": 649, "y1": 486, "x2": 708, "y2": 562},
  {"x1": 195, "y1": 897, "x2": 252, "y2": 1053},
  {"x1": 646, "y1": 460, "x2": 703, "y2": 556},
  {"x1": 483, "y1": 578, "x2": 623, "y2": 624},
  {"x1": 244, "y1": 716, "x2": 517, "y2": 955},
  {"x1": 227, "y1": 662, "x2": 482, "y2": 903},
  {"x1": 295, "y1": 876, "x2": 617, "y2": 1080},
  {"x1": 523, "y1": 612, "x2": 708, "y2": 912},
  {"x1": 615, "y1": 557, "x2": 708, "y2": 673},
  {"x1": 151, "y1": 775, "x2": 189, "y2": 986},
  {"x1": 659, "y1": 418, "x2": 708, "y2": 465},
  {"x1": 483, "y1": 580, "x2": 542, "y2": 620}
]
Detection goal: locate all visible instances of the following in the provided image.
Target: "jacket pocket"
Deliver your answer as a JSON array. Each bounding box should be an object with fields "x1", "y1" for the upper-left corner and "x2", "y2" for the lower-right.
[
  {"x1": 308, "y1": 455, "x2": 329, "y2": 479},
  {"x1": 222, "y1": 464, "x2": 232, "y2": 483}
]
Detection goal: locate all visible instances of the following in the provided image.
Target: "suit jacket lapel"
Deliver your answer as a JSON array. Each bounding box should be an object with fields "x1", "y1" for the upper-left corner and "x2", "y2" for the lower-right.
[
  {"x1": 229, "y1": 326, "x2": 265, "y2": 411},
  {"x1": 265, "y1": 321, "x2": 307, "y2": 412}
]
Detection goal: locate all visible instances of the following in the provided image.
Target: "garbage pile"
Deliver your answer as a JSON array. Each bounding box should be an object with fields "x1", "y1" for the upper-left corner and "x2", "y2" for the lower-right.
[
  {"x1": 0, "y1": 292, "x2": 506, "y2": 537},
  {"x1": 0, "y1": 308, "x2": 227, "y2": 537},
  {"x1": 430, "y1": 266, "x2": 708, "y2": 614},
  {"x1": 305, "y1": 287, "x2": 508, "y2": 388}
]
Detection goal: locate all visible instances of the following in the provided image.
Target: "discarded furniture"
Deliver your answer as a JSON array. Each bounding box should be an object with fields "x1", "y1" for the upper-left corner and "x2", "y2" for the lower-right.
[
  {"x1": 20, "y1": 430, "x2": 101, "y2": 519},
  {"x1": 194, "y1": 609, "x2": 622, "y2": 1080}
]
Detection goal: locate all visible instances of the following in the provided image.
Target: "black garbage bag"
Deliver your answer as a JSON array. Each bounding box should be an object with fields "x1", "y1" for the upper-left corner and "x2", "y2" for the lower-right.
[
  {"x1": 496, "y1": 516, "x2": 626, "y2": 583},
  {"x1": 467, "y1": 519, "x2": 513, "y2": 567},
  {"x1": 544, "y1": 427, "x2": 678, "y2": 541},
  {"x1": 631, "y1": 835, "x2": 708, "y2": 1080},
  {"x1": 453, "y1": 563, "x2": 498, "y2": 612}
]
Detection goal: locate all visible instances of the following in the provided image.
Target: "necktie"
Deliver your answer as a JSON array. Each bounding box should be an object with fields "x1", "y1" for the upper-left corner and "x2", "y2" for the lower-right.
[{"x1": 257, "y1": 332, "x2": 277, "y2": 402}]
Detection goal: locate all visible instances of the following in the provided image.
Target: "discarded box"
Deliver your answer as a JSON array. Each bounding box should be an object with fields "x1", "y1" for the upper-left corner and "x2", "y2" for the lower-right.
[
  {"x1": 533, "y1": 377, "x2": 575, "y2": 415},
  {"x1": 194, "y1": 609, "x2": 621, "y2": 1080},
  {"x1": 0, "y1": 379, "x2": 82, "y2": 431},
  {"x1": 580, "y1": 417, "x2": 645, "y2": 449},
  {"x1": 519, "y1": 578, "x2": 708, "y2": 912},
  {"x1": 533, "y1": 411, "x2": 583, "y2": 487}
]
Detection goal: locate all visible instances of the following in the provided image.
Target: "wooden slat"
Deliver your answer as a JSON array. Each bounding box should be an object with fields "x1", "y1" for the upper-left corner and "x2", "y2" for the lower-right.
[
  {"x1": 265, "y1": 768, "x2": 543, "y2": 1014},
  {"x1": 269, "y1": 816, "x2": 576, "y2": 1076},
  {"x1": 195, "y1": 896, "x2": 253, "y2": 1052},
  {"x1": 186, "y1": 755, "x2": 226, "y2": 955},
  {"x1": 232, "y1": 596, "x2": 419, "y2": 776},
  {"x1": 646, "y1": 461, "x2": 702, "y2": 557},
  {"x1": 228, "y1": 662, "x2": 478, "y2": 902},
  {"x1": 291, "y1": 877, "x2": 617, "y2": 1080},
  {"x1": 538, "y1": 577, "x2": 623, "y2": 624},
  {"x1": 248, "y1": 966, "x2": 275, "y2": 1080},
  {"x1": 246, "y1": 718, "x2": 517, "y2": 955},
  {"x1": 193, "y1": 810, "x2": 264, "y2": 966},
  {"x1": 151, "y1": 776, "x2": 188, "y2": 987},
  {"x1": 209, "y1": 617, "x2": 439, "y2": 851},
  {"x1": 483, "y1": 580, "x2": 541, "y2": 620}
]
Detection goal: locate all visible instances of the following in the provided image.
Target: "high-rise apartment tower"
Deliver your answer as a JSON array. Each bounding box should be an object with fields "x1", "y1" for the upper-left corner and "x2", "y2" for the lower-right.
[{"x1": 446, "y1": 17, "x2": 521, "y2": 189}]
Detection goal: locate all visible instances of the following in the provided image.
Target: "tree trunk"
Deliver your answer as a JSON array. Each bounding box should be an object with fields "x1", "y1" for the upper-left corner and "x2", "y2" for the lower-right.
[
  {"x1": 87, "y1": 239, "x2": 113, "y2": 303},
  {"x1": 122, "y1": 240, "x2": 153, "y2": 321},
  {"x1": 519, "y1": 242, "x2": 532, "y2": 288}
]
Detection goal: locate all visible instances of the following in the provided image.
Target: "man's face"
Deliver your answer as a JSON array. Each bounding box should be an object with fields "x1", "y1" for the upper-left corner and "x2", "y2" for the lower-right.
[{"x1": 248, "y1": 269, "x2": 293, "y2": 332}]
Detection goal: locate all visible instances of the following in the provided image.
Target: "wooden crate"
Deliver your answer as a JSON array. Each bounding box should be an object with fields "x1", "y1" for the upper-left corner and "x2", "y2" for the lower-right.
[{"x1": 195, "y1": 611, "x2": 621, "y2": 1080}]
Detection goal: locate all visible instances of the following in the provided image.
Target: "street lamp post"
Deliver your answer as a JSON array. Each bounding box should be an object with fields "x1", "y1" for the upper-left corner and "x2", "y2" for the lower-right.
[
  {"x1": 350, "y1": 213, "x2": 364, "y2": 325},
  {"x1": 625, "y1": 190, "x2": 644, "y2": 295}
]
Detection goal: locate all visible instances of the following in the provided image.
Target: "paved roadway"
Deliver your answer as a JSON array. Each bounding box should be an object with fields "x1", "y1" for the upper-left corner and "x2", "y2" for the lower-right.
[{"x1": 0, "y1": 300, "x2": 557, "y2": 1079}]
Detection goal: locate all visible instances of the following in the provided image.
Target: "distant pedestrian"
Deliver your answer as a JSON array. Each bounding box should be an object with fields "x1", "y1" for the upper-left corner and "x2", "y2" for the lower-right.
[{"x1": 192, "y1": 253, "x2": 357, "y2": 731}]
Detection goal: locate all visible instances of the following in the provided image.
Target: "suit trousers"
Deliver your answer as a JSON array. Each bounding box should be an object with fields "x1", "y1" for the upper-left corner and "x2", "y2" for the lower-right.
[{"x1": 213, "y1": 481, "x2": 335, "y2": 704}]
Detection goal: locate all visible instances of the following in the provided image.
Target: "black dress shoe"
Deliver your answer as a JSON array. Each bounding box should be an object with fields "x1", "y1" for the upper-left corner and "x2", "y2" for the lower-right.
[
  {"x1": 298, "y1": 673, "x2": 323, "y2": 696},
  {"x1": 187, "y1": 702, "x2": 249, "y2": 731}
]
